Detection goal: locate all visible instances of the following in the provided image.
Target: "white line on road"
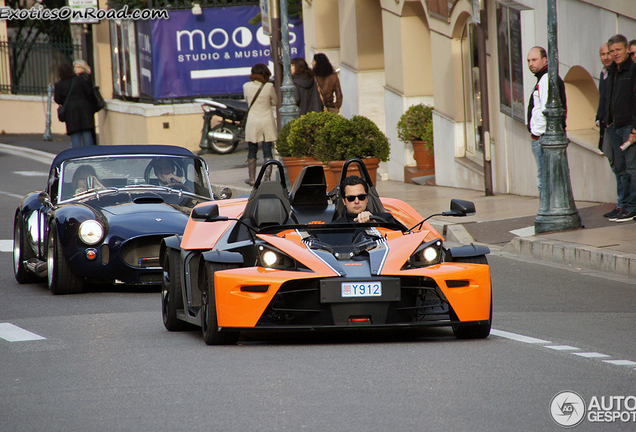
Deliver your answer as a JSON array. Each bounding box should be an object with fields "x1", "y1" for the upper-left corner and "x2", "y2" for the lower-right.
[
  {"x1": 490, "y1": 329, "x2": 551, "y2": 344},
  {"x1": 0, "y1": 190, "x2": 25, "y2": 199},
  {"x1": 0, "y1": 240, "x2": 12, "y2": 252},
  {"x1": 573, "y1": 352, "x2": 611, "y2": 358},
  {"x1": 0, "y1": 143, "x2": 55, "y2": 164},
  {"x1": 545, "y1": 345, "x2": 580, "y2": 351},
  {"x1": 0, "y1": 323, "x2": 46, "y2": 342},
  {"x1": 603, "y1": 360, "x2": 636, "y2": 366}
]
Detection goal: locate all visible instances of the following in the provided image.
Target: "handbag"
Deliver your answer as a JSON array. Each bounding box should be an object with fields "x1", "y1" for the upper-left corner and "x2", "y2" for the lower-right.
[
  {"x1": 57, "y1": 76, "x2": 76, "y2": 122},
  {"x1": 93, "y1": 85, "x2": 106, "y2": 112},
  {"x1": 239, "y1": 82, "x2": 266, "y2": 128}
]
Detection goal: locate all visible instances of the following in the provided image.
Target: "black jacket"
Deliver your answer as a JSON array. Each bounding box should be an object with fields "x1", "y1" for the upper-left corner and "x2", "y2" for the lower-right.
[
  {"x1": 293, "y1": 75, "x2": 323, "y2": 115},
  {"x1": 54, "y1": 73, "x2": 96, "y2": 135},
  {"x1": 605, "y1": 58, "x2": 636, "y2": 129}
]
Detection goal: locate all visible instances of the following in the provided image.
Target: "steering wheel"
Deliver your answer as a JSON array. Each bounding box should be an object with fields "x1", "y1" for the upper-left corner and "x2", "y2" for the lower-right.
[{"x1": 369, "y1": 215, "x2": 390, "y2": 223}]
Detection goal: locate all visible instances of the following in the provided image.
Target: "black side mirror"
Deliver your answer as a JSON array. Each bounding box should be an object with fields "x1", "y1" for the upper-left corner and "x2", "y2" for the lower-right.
[
  {"x1": 443, "y1": 199, "x2": 476, "y2": 217},
  {"x1": 219, "y1": 187, "x2": 232, "y2": 200},
  {"x1": 192, "y1": 203, "x2": 222, "y2": 221},
  {"x1": 38, "y1": 191, "x2": 51, "y2": 206}
]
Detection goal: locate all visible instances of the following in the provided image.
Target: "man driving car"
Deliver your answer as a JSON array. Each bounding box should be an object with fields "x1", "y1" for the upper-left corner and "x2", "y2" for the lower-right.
[
  {"x1": 333, "y1": 175, "x2": 400, "y2": 225},
  {"x1": 152, "y1": 158, "x2": 185, "y2": 186}
]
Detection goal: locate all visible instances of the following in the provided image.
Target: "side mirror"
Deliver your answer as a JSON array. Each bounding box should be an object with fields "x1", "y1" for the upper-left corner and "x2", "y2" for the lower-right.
[
  {"x1": 443, "y1": 199, "x2": 476, "y2": 217},
  {"x1": 38, "y1": 191, "x2": 51, "y2": 206},
  {"x1": 219, "y1": 187, "x2": 232, "y2": 200},
  {"x1": 192, "y1": 203, "x2": 222, "y2": 221}
]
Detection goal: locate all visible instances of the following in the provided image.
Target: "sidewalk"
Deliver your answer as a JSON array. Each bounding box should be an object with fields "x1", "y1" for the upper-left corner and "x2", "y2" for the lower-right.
[{"x1": 3, "y1": 133, "x2": 636, "y2": 280}]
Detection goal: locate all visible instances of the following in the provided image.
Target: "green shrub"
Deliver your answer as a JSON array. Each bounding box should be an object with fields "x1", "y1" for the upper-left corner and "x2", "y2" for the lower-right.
[
  {"x1": 314, "y1": 115, "x2": 390, "y2": 163},
  {"x1": 396, "y1": 104, "x2": 434, "y2": 152},
  {"x1": 275, "y1": 121, "x2": 293, "y2": 157},
  {"x1": 286, "y1": 111, "x2": 339, "y2": 158}
]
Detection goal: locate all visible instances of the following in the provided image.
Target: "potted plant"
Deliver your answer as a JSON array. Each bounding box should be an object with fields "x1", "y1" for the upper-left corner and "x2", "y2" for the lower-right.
[
  {"x1": 277, "y1": 111, "x2": 339, "y2": 186},
  {"x1": 315, "y1": 115, "x2": 390, "y2": 184},
  {"x1": 396, "y1": 104, "x2": 434, "y2": 172}
]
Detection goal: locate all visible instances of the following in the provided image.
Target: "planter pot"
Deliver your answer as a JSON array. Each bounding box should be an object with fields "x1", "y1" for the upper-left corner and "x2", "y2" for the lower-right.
[
  {"x1": 281, "y1": 156, "x2": 308, "y2": 187},
  {"x1": 302, "y1": 158, "x2": 336, "y2": 192},
  {"x1": 412, "y1": 140, "x2": 435, "y2": 171},
  {"x1": 328, "y1": 157, "x2": 380, "y2": 186}
]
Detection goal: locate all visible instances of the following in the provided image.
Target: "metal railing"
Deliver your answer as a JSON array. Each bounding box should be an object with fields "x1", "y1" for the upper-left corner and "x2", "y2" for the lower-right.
[{"x1": 0, "y1": 37, "x2": 83, "y2": 95}]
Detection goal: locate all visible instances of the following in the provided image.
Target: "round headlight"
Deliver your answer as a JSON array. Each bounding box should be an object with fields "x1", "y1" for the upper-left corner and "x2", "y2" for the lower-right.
[
  {"x1": 79, "y1": 220, "x2": 104, "y2": 245},
  {"x1": 262, "y1": 251, "x2": 278, "y2": 267},
  {"x1": 422, "y1": 246, "x2": 439, "y2": 263}
]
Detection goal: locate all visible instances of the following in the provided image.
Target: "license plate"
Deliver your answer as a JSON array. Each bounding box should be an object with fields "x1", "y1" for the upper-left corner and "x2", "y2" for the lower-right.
[{"x1": 341, "y1": 281, "x2": 382, "y2": 298}]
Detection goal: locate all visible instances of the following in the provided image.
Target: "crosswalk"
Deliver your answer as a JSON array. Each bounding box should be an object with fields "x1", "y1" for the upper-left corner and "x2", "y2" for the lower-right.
[
  {"x1": 0, "y1": 240, "x2": 12, "y2": 252},
  {"x1": 0, "y1": 323, "x2": 46, "y2": 342}
]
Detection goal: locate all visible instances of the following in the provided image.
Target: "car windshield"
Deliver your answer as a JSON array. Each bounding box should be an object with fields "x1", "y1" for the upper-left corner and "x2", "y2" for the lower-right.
[{"x1": 58, "y1": 155, "x2": 212, "y2": 201}]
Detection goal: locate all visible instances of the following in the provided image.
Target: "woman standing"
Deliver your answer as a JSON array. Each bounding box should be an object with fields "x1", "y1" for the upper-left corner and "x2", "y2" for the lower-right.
[
  {"x1": 291, "y1": 57, "x2": 322, "y2": 115},
  {"x1": 54, "y1": 60, "x2": 97, "y2": 147},
  {"x1": 312, "y1": 53, "x2": 343, "y2": 114},
  {"x1": 243, "y1": 63, "x2": 278, "y2": 186}
]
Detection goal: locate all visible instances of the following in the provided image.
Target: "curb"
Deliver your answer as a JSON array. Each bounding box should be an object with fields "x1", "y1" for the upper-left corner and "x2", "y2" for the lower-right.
[{"x1": 503, "y1": 236, "x2": 636, "y2": 280}]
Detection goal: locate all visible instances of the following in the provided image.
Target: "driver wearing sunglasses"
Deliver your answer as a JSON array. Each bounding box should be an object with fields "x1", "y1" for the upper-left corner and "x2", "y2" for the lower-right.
[{"x1": 333, "y1": 175, "x2": 400, "y2": 224}]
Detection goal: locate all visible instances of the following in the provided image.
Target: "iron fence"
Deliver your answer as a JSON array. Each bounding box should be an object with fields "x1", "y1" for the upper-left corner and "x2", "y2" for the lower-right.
[{"x1": 0, "y1": 37, "x2": 83, "y2": 95}]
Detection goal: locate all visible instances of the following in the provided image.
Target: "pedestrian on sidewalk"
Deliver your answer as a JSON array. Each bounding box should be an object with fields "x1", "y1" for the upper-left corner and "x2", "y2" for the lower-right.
[
  {"x1": 54, "y1": 61, "x2": 97, "y2": 148},
  {"x1": 606, "y1": 34, "x2": 636, "y2": 222},
  {"x1": 243, "y1": 64, "x2": 278, "y2": 186},
  {"x1": 312, "y1": 53, "x2": 342, "y2": 114},
  {"x1": 526, "y1": 46, "x2": 566, "y2": 194},
  {"x1": 597, "y1": 43, "x2": 621, "y2": 219},
  {"x1": 291, "y1": 58, "x2": 323, "y2": 115}
]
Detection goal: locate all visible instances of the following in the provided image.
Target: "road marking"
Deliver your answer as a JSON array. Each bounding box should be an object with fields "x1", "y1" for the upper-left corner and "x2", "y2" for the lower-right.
[
  {"x1": 0, "y1": 143, "x2": 55, "y2": 164},
  {"x1": 490, "y1": 329, "x2": 551, "y2": 344},
  {"x1": 510, "y1": 226, "x2": 535, "y2": 237},
  {"x1": 14, "y1": 171, "x2": 48, "y2": 177},
  {"x1": 573, "y1": 352, "x2": 611, "y2": 358},
  {"x1": 0, "y1": 240, "x2": 11, "y2": 252},
  {"x1": 545, "y1": 345, "x2": 580, "y2": 351},
  {"x1": 602, "y1": 359, "x2": 636, "y2": 366},
  {"x1": 0, "y1": 323, "x2": 46, "y2": 342},
  {"x1": 0, "y1": 190, "x2": 25, "y2": 199}
]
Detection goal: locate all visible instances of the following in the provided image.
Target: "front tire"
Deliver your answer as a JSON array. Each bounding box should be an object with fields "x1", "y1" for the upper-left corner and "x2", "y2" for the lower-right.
[
  {"x1": 451, "y1": 255, "x2": 491, "y2": 339},
  {"x1": 201, "y1": 262, "x2": 238, "y2": 345},
  {"x1": 47, "y1": 224, "x2": 83, "y2": 295},
  {"x1": 208, "y1": 124, "x2": 239, "y2": 155},
  {"x1": 161, "y1": 249, "x2": 188, "y2": 331},
  {"x1": 13, "y1": 214, "x2": 37, "y2": 284}
]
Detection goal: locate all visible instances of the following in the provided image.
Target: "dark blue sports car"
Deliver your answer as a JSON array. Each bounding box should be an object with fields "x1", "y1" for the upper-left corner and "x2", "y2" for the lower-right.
[{"x1": 13, "y1": 145, "x2": 223, "y2": 294}]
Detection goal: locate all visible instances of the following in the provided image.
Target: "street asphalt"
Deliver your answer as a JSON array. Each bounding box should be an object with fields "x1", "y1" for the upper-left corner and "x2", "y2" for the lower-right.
[{"x1": 2, "y1": 133, "x2": 635, "y2": 281}]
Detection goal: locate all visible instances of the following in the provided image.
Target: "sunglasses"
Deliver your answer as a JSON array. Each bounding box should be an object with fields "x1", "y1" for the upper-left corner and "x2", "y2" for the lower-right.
[{"x1": 345, "y1": 194, "x2": 368, "y2": 202}]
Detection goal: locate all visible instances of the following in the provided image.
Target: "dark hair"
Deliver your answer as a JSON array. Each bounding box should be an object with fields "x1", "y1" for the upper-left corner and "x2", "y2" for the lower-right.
[
  {"x1": 341, "y1": 175, "x2": 368, "y2": 195},
  {"x1": 608, "y1": 34, "x2": 628, "y2": 48},
  {"x1": 291, "y1": 57, "x2": 313, "y2": 79},
  {"x1": 629, "y1": 39, "x2": 636, "y2": 48},
  {"x1": 249, "y1": 63, "x2": 271, "y2": 83},
  {"x1": 58, "y1": 63, "x2": 74, "y2": 80},
  {"x1": 313, "y1": 53, "x2": 335, "y2": 77},
  {"x1": 72, "y1": 165, "x2": 98, "y2": 190},
  {"x1": 531, "y1": 46, "x2": 547, "y2": 59}
]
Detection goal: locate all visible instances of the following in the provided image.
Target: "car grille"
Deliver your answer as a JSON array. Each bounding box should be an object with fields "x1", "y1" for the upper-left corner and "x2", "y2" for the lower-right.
[{"x1": 121, "y1": 236, "x2": 164, "y2": 268}]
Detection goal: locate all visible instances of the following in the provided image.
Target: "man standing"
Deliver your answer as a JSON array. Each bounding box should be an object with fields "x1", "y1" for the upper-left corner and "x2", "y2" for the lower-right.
[
  {"x1": 605, "y1": 34, "x2": 636, "y2": 222},
  {"x1": 526, "y1": 46, "x2": 566, "y2": 194},
  {"x1": 597, "y1": 43, "x2": 620, "y2": 218}
]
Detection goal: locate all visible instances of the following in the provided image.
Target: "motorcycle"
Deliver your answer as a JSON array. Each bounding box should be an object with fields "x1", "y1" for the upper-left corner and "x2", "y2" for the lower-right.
[{"x1": 196, "y1": 98, "x2": 248, "y2": 155}]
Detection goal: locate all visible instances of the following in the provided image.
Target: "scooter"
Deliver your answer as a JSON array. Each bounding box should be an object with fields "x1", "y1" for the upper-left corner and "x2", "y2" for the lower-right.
[{"x1": 196, "y1": 98, "x2": 248, "y2": 155}]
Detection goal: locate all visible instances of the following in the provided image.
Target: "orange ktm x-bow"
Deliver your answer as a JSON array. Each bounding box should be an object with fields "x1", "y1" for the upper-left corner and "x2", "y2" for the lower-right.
[{"x1": 160, "y1": 159, "x2": 491, "y2": 345}]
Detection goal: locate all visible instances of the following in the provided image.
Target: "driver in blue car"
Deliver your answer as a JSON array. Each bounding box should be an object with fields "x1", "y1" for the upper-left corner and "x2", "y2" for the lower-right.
[
  {"x1": 152, "y1": 158, "x2": 185, "y2": 186},
  {"x1": 333, "y1": 175, "x2": 401, "y2": 225}
]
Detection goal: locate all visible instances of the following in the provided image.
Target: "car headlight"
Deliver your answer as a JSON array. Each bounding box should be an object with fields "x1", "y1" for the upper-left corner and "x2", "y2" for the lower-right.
[
  {"x1": 404, "y1": 239, "x2": 444, "y2": 269},
  {"x1": 258, "y1": 245, "x2": 299, "y2": 270},
  {"x1": 79, "y1": 220, "x2": 104, "y2": 245}
]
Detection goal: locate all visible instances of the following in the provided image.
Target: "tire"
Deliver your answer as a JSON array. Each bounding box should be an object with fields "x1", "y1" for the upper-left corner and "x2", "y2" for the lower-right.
[
  {"x1": 451, "y1": 255, "x2": 491, "y2": 339},
  {"x1": 47, "y1": 224, "x2": 83, "y2": 295},
  {"x1": 161, "y1": 249, "x2": 188, "y2": 331},
  {"x1": 201, "y1": 262, "x2": 239, "y2": 345},
  {"x1": 13, "y1": 214, "x2": 37, "y2": 284},
  {"x1": 208, "y1": 124, "x2": 239, "y2": 155}
]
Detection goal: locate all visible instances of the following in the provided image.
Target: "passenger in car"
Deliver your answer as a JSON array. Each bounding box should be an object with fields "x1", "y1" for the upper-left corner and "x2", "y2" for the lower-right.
[
  {"x1": 72, "y1": 165, "x2": 104, "y2": 195},
  {"x1": 152, "y1": 159, "x2": 185, "y2": 186}
]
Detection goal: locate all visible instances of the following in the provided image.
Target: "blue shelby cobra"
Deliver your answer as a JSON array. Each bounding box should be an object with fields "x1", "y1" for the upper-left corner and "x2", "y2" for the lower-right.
[{"x1": 13, "y1": 145, "x2": 221, "y2": 294}]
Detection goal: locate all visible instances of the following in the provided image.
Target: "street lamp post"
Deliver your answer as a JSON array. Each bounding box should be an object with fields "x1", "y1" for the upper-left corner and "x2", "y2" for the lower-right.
[
  {"x1": 278, "y1": 0, "x2": 299, "y2": 128},
  {"x1": 534, "y1": 0, "x2": 581, "y2": 234}
]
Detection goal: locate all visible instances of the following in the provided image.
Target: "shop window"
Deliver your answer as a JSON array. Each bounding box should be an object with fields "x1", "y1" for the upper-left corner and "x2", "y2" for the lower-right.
[{"x1": 460, "y1": 22, "x2": 483, "y2": 159}]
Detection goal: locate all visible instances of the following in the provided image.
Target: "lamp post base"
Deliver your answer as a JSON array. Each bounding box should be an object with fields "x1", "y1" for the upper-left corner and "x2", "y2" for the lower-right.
[{"x1": 534, "y1": 213, "x2": 581, "y2": 234}]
